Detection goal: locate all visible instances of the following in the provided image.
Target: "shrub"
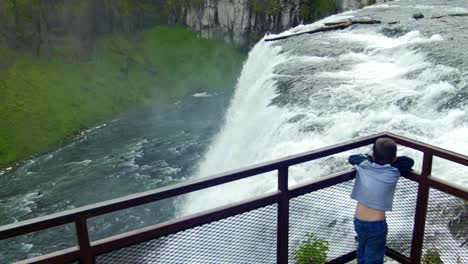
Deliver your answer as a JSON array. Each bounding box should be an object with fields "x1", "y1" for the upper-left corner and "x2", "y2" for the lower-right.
[
  {"x1": 293, "y1": 233, "x2": 329, "y2": 264},
  {"x1": 422, "y1": 249, "x2": 443, "y2": 264}
]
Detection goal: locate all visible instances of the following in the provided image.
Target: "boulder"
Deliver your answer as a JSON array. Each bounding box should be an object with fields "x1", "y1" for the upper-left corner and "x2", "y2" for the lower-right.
[{"x1": 413, "y1": 13, "x2": 424, "y2": 19}]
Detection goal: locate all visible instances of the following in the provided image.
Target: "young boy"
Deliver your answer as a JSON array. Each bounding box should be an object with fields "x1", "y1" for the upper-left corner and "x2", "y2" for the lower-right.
[{"x1": 349, "y1": 138, "x2": 414, "y2": 264}]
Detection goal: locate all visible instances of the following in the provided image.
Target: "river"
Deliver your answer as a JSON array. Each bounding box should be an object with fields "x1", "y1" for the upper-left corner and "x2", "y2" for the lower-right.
[{"x1": 1, "y1": 0, "x2": 467, "y2": 263}]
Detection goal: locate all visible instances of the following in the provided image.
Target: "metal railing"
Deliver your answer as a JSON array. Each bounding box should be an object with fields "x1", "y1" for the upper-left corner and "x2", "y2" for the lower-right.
[{"x1": 0, "y1": 132, "x2": 467, "y2": 264}]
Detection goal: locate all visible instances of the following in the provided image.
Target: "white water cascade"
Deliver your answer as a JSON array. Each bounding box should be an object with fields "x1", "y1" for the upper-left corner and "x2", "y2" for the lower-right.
[
  {"x1": 181, "y1": 16, "x2": 467, "y2": 210},
  {"x1": 170, "y1": 3, "x2": 468, "y2": 263}
]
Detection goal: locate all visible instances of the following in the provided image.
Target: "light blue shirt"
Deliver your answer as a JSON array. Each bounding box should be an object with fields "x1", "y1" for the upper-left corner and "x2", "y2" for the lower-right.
[{"x1": 351, "y1": 160, "x2": 401, "y2": 211}]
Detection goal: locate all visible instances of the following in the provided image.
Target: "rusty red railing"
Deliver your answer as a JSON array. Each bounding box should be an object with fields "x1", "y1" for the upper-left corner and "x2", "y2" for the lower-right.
[{"x1": 0, "y1": 132, "x2": 467, "y2": 263}]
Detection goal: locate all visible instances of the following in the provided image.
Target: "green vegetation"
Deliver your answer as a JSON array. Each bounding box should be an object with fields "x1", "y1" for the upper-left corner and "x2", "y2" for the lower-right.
[
  {"x1": 164, "y1": 0, "x2": 205, "y2": 18},
  {"x1": 423, "y1": 249, "x2": 443, "y2": 264},
  {"x1": 247, "y1": 0, "x2": 336, "y2": 19},
  {"x1": 248, "y1": 0, "x2": 284, "y2": 16},
  {"x1": 0, "y1": 26, "x2": 244, "y2": 168},
  {"x1": 293, "y1": 233, "x2": 329, "y2": 264},
  {"x1": 300, "y1": 0, "x2": 337, "y2": 22}
]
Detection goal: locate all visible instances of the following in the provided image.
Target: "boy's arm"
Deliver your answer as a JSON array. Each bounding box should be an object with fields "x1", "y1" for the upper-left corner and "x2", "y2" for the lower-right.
[
  {"x1": 392, "y1": 156, "x2": 415, "y2": 176},
  {"x1": 348, "y1": 154, "x2": 371, "y2": 165}
]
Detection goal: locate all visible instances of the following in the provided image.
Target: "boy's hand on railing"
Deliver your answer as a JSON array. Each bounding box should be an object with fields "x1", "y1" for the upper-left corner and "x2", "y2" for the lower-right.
[{"x1": 392, "y1": 156, "x2": 415, "y2": 176}]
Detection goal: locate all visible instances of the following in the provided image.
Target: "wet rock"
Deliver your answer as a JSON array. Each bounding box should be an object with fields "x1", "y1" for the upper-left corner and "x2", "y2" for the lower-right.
[
  {"x1": 437, "y1": 86, "x2": 468, "y2": 111},
  {"x1": 287, "y1": 114, "x2": 306, "y2": 123},
  {"x1": 380, "y1": 26, "x2": 409, "y2": 38},
  {"x1": 185, "y1": 0, "x2": 377, "y2": 47},
  {"x1": 299, "y1": 123, "x2": 325, "y2": 134},
  {"x1": 448, "y1": 202, "x2": 468, "y2": 242},
  {"x1": 448, "y1": 13, "x2": 468, "y2": 17},
  {"x1": 275, "y1": 78, "x2": 295, "y2": 94},
  {"x1": 413, "y1": 13, "x2": 425, "y2": 20},
  {"x1": 396, "y1": 97, "x2": 415, "y2": 111}
]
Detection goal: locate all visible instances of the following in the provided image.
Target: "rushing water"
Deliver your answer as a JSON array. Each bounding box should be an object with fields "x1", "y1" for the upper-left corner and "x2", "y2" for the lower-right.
[
  {"x1": 179, "y1": 0, "x2": 468, "y2": 262},
  {"x1": 1, "y1": 0, "x2": 468, "y2": 263},
  {"x1": 183, "y1": 0, "x2": 468, "y2": 208},
  {"x1": 0, "y1": 93, "x2": 231, "y2": 262},
  {"x1": 188, "y1": 0, "x2": 468, "y2": 196}
]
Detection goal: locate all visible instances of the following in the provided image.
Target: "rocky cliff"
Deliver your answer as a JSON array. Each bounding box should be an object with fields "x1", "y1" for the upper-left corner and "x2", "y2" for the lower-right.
[
  {"x1": 179, "y1": 0, "x2": 376, "y2": 48},
  {"x1": 0, "y1": 0, "x2": 375, "y2": 55}
]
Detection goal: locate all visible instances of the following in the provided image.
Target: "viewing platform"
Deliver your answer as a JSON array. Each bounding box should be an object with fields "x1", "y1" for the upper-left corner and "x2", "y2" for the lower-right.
[{"x1": 1, "y1": 132, "x2": 467, "y2": 264}]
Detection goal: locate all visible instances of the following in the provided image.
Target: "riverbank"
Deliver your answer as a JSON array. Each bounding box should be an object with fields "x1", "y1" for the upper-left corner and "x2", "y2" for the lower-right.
[{"x1": 0, "y1": 26, "x2": 245, "y2": 169}]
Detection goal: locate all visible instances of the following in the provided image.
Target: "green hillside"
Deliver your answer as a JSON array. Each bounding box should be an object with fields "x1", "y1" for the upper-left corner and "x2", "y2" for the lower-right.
[{"x1": 0, "y1": 26, "x2": 244, "y2": 168}]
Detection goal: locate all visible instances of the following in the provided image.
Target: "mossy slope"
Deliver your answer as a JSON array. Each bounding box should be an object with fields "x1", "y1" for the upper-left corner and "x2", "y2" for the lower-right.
[{"x1": 0, "y1": 26, "x2": 244, "y2": 168}]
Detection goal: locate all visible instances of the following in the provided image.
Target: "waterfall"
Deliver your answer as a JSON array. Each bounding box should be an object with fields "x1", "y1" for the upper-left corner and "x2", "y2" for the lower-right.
[
  {"x1": 176, "y1": 2, "x2": 468, "y2": 262},
  {"x1": 181, "y1": 11, "x2": 467, "y2": 215}
]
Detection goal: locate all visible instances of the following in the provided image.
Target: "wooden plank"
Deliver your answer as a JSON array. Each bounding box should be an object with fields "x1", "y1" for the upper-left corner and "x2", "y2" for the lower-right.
[
  {"x1": 410, "y1": 152, "x2": 433, "y2": 263},
  {"x1": 289, "y1": 169, "x2": 356, "y2": 198},
  {"x1": 0, "y1": 132, "x2": 384, "y2": 239},
  {"x1": 327, "y1": 251, "x2": 357, "y2": 263},
  {"x1": 386, "y1": 247, "x2": 412, "y2": 264},
  {"x1": 428, "y1": 177, "x2": 468, "y2": 200},
  {"x1": 386, "y1": 132, "x2": 468, "y2": 166},
  {"x1": 13, "y1": 247, "x2": 80, "y2": 264},
  {"x1": 277, "y1": 167, "x2": 289, "y2": 264},
  {"x1": 92, "y1": 192, "x2": 280, "y2": 255}
]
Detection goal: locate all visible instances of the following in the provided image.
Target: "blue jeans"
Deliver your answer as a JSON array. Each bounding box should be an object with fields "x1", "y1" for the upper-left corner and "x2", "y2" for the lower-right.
[{"x1": 354, "y1": 217, "x2": 388, "y2": 264}]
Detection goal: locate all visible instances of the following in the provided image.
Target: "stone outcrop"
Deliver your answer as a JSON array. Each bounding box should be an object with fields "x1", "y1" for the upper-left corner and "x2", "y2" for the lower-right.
[
  {"x1": 180, "y1": 0, "x2": 376, "y2": 48},
  {"x1": 0, "y1": 0, "x2": 376, "y2": 55},
  {"x1": 337, "y1": 0, "x2": 376, "y2": 11}
]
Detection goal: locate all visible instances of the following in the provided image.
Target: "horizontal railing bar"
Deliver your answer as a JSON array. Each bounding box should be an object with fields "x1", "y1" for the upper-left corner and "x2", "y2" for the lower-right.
[
  {"x1": 268, "y1": 132, "x2": 384, "y2": 168},
  {"x1": 0, "y1": 133, "x2": 383, "y2": 239},
  {"x1": 288, "y1": 169, "x2": 421, "y2": 200},
  {"x1": 14, "y1": 246, "x2": 80, "y2": 264},
  {"x1": 428, "y1": 176, "x2": 468, "y2": 200},
  {"x1": 404, "y1": 171, "x2": 421, "y2": 183},
  {"x1": 385, "y1": 247, "x2": 412, "y2": 264},
  {"x1": 289, "y1": 169, "x2": 356, "y2": 199},
  {"x1": 0, "y1": 218, "x2": 71, "y2": 241},
  {"x1": 0, "y1": 166, "x2": 277, "y2": 239},
  {"x1": 387, "y1": 132, "x2": 468, "y2": 166},
  {"x1": 14, "y1": 192, "x2": 280, "y2": 264},
  {"x1": 327, "y1": 250, "x2": 357, "y2": 263},
  {"x1": 92, "y1": 191, "x2": 280, "y2": 255},
  {"x1": 2, "y1": 131, "x2": 468, "y2": 264}
]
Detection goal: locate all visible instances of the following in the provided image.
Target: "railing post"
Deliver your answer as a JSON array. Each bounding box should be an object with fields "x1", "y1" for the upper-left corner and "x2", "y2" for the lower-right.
[
  {"x1": 410, "y1": 152, "x2": 433, "y2": 263},
  {"x1": 277, "y1": 167, "x2": 289, "y2": 264},
  {"x1": 76, "y1": 217, "x2": 95, "y2": 264}
]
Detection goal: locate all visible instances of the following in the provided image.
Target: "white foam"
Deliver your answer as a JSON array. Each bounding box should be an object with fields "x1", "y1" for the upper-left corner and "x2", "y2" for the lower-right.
[
  {"x1": 287, "y1": 55, "x2": 333, "y2": 64},
  {"x1": 265, "y1": 11, "x2": 358, "y2": 40},
  {"x1": 411, "y1": 5, "x2": 468, "y2": 13},
  {"x1": 84, "y1": 123, "x2": 107, "y2": 134},
  {"x1": 172, "y1": 13, "x2": 468, "y2": 262},
  {"x1": 21, "y1": 243, "x2": 33, "y2": 252},
  {"x1": 331, "y1": 30, "x2": 443, "y2": 49},
  {"x1": 161, "y1": 166, "x2": 181, "y2": 175},
  {"x1": 192, "y1": 92, "x2": 212, "y2": 97},
  {"x1": 68, "y1": 159, "x2": 93, "y2": 166},
  {"x1": 363, "y1": 4, "x2": 399, "y2": 9}
]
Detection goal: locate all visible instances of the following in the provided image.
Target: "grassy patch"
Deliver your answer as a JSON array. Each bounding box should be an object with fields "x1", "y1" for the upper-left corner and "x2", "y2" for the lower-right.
[
  {"x1": 423, "y1": 249, "x2": 443, "y2": 264},
  {"x1": 293, "y1": 233, "x2": 329, "y2": 264},
  {"x1": 0, "y1": 26, "x2": 245, "y2": 168}
]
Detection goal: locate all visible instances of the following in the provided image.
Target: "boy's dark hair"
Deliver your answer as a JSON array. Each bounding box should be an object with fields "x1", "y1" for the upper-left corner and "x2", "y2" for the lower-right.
[{"x1": 373, "y1": 138, "x2": 397, "y2": 165}]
